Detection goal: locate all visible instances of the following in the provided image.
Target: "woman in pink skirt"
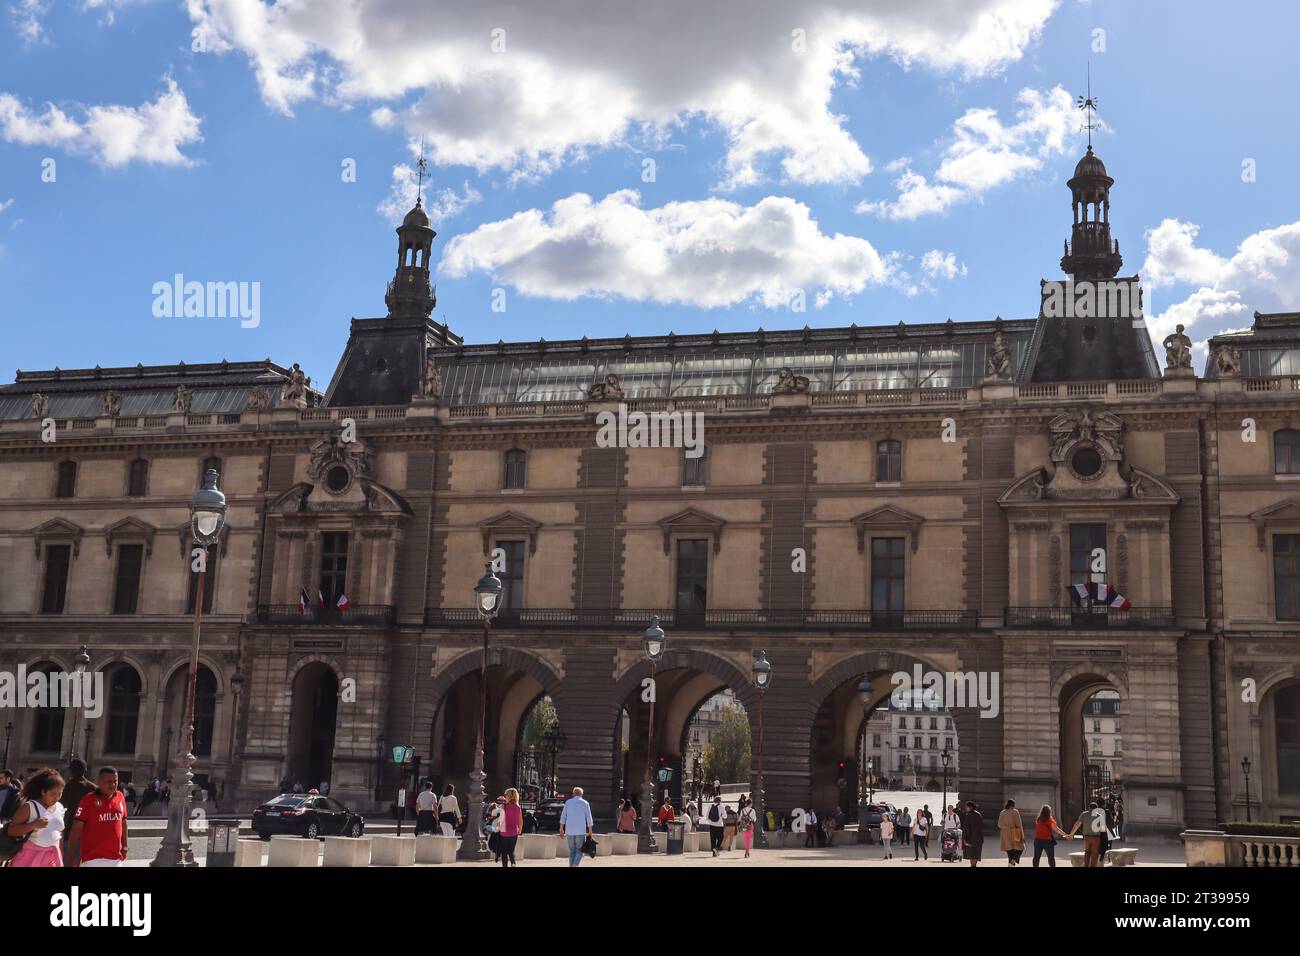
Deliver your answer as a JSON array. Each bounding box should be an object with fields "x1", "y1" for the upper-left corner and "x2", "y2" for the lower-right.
[{"x1": 6, "y1": 768, "x2": 66, "y2": 867}]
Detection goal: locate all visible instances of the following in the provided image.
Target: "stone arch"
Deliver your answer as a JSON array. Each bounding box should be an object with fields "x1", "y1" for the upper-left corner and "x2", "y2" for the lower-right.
[
  {"x1": 287, "y1": 659, "x2": 343, "y2": 790},
  {"x1": 428, "y1": 646, "x2": 562, "y2": 711},
  {"x1": 1257, "y1": 672, "x2": 1300, "y2": 816},
  {"x1": 1055, "y1": 667, "x2": 1127, "y2": 823},
  {"x1": 160, "y1": 654, "x2": 228, "y2": 697}
]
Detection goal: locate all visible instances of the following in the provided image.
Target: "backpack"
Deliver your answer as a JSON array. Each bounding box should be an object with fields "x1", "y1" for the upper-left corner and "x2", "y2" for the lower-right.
[
  {"x1": 708, "y1": 803, "x2": 721, "y2": 823},
  {"x1": 725, "y1": 809, "x2": 739, "y2": 827},
  {"x1": 0, "y1": 801, "x2": 32, "y2": 863}
]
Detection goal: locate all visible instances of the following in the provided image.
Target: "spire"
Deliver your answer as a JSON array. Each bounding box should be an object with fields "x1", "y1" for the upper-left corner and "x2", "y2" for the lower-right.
[
  {"x1": 415, "y1": 136, "x2": 428, "y2": 208},
  {"x1": 1077, "y1": 62, "x2": 1098, "y2": 153},
  {"x1": 385, "y1": 143, "x2": 437, "y2": 319},
  {"x1": 1060, "y1": 66, "x2": 1122, "y2": 281}
]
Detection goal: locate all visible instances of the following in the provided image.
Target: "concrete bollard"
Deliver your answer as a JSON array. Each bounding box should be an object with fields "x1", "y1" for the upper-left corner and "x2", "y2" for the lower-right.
[
  {"x1": 372, "y1": 834, "x2": 417, "y2": 866},
  {"x1": 415, "y1": 834, "x2": 458, "y2": 864},
  {"x1": 519, "y1": 833, "x2": 557, "y2": 860},
  {"x1": 268, "y1": 835, "x2": 319, "y2": 868},
  {"x1": 234, "y1": 839, "x2": 264, "y2": 867},
  {"x1": 610, "y1": 832, "x2": 638, "y2": 855},
  {"x1": 595, "y1": 835, "x2": 614, "y2": 857},
  {"x1": 556, "y1": 834, "x2": 571, "y2": 858},
  {"x1": 322, "y1": 836, "x2": 371, "y2": 867}
]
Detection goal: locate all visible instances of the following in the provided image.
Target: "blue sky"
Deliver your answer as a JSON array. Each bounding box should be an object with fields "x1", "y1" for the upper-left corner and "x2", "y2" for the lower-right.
[{"x1": 2, "y1": 1, "x2": 1299, "y2": 382}]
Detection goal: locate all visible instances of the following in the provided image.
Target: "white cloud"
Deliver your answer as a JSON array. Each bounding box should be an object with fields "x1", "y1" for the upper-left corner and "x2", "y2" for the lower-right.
[
  {"x1": 377, "y1": 164, "x2": 482, "y2": 224},
  {"x1": 0, "y1": 79, "x2": 201, "y2": 167},
  {"x1": 859, "y1": 86, "x2": 1077, "y2": 219},
  {"x1": 439, "y1": 189, "x2": 891, "y2": 309},
  {"x1": 185, "y1": 0, "x2": 1057, "y2": 187},
  {"x1": 921, "y1": 249, "x2": 967, "y2": 280},
  {"x1": 0, "y1": 198, "x2": 13, "y2": 214},
  {"x1": 9, "y1": 0, "x2": 48, "y2": 43},
  {"x1": 1145, "y1": 219, "x2": 1300, "y2": 359}
]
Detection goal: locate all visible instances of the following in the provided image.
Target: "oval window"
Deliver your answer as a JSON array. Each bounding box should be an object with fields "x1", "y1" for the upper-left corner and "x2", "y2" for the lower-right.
[{"x1": 1071, "y1": 446, "x2": 1103, "y2": 478}]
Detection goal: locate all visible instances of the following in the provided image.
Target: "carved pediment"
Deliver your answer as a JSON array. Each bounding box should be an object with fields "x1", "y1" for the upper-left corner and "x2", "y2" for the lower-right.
[
  {"x1": 269, "y1": 482, "x2": 314, "y2": 513},
  {"x1": 307, "y1": 436, "x2": 375, "y2": 488},
  {"x1": 657, "y1": 507, "x2": 727, "y2": 554},
  {"x1": 479, "y1": 510, "x2": 543, "y2": 556},
  {"x1": 998, "y1": 469, "x2": 1048, "y2": 505},
  {"x1": 1250, "y1": 498, "x2": 1300, "y2": 550},
  {"x1": 32, "y1": 517, "x2": 85, "y2": 558},
  {"x1": 1125, "y1": 467, "x2": 1179, "y2": 504},
  {"x1": 268, "y1": 480, "x2": 412, "y2": 517},
  {"x1": 849, "y1": 504, "x2": 924, "y2": 553},
  {"x1": 104, "y1": 516, "x2": 157, "y2": 556}
]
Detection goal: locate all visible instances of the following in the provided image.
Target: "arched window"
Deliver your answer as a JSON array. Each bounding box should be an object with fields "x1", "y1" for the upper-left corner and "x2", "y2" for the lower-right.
[
  {"x1": 105, "y1": 665, "x2": 142, "y2": 754},
  {"x1": 1277, "y1": 684, "x2": 1300, "y2": 795},
  {"x1": 55, "y1": 460, "x2": 78, "y2": 498},
  {"x1": 194, "y1": 667, "x2": 218, "y2": 757},
  {"x1": 30, "y1": 663, "x2": 66, "y2": 753},
  {"x1": 876, "y1": 440, "x2": 902, "y2": 482},
  {"x1": 127, "y1": 458, "x2": 149, "y2": 497},
  {"x1": 504, "y1": 449, "x2": 527, "y2": 489}
]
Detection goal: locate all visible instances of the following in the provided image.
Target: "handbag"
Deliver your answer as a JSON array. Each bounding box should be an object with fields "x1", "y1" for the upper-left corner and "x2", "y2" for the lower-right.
[
  {"x1": 0, "y1": 804, "x2": 32, "y2": 863},
  {"x1": 581, "y1": 835, "x2": 598, "y2": 857}
]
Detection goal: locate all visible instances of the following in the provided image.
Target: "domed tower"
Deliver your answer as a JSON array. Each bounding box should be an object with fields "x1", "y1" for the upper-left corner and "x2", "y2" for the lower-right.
[
  {"x1": 1060, "y1": 145, "x2": 1123, "y2": 280},
  {"x1": 384, "y1": 197, "x2": 437, "y2": 318}
]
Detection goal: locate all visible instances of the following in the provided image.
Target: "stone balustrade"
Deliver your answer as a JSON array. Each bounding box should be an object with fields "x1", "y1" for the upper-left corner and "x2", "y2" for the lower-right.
[{"x1": 1183, "y1": 829, "x2": 1300, "y2": 866}]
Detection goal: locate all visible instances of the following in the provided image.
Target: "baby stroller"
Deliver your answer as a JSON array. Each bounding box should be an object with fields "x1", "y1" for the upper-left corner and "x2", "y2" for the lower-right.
[{"x1": 941, "y1": 828, "x2": 962, "y2": 862}]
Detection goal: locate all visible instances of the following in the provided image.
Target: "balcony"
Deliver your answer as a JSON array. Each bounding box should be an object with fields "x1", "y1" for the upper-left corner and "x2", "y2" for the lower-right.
[
  {"x1": 423, "y1": 607, "x2": 978, "y2": 631},
  {"x1": 256, "y1": 604, "x2": 395, "y2": 625},
  {"x1": 1003, "y1": 606, "x2": 1176, "y2": 629}
]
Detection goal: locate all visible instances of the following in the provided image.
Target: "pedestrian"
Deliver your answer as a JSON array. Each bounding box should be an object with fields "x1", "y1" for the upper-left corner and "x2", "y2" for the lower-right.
[
  {"x1": 804, "y1": 808, "x2": 819, "y2": 848},
  {"x1": 911, "y1": 810, "x2": 929, "y2": 860},
  {"x1": 943, "y1": 803, "x2": 962, "y2": 859},
  {"x1": 1032, "y1": 804, "x2": 1069, "y2": 867},
  {"x1": 683, "y1": 801, "x2": 697, "y2": 831},
  {"x1": 438, "y1": 784, "x2": 462, "y2": 838},
  {"x1": 1067, "y1": 801, "x2": 1106, "y2": 867},
  {"x1": 0, "y1": 769, "x2": 19, "y2": 826},
  {"x1": 617, "y1": 798, "x2": 637, "y2": 834},
  {"x1": 879, "y1": 809, "x2": 894, "y2": 859},
  {"x1": 558, "y1": 786, "x2": 594, "y2": 867},
  {"x1": 899, "y1": 807, "x2": 911, "y2": 846},
  {"x1": 487, "y1": 796, "x2": 505, "y2": 862},
  {"x1": 4, "y1": 769, "x2": 67, "y2": 867},
  {"x1": 415, "y1": 781, "x2": 437, "y2": 835},
  {"x1": 67, "y1": 767, "x2": 128, "y2": 867},
  {"x1": 738, "y1": 796, "x2": 758, "y2": 858},
  {"x1": 723, "y1": 800, "x2": 739, "y2": 851},
  {"x1": 498, "y1": 788, "x2": 523, "y2": 868},
  {"x1": 962, "y1": 801, "x2": 984, "y2": 867},
  {"x1": 998, "y1": 799, "x2": 1025, "y2": 866},
  {"x1": 57, "y1": 759, "x2": 96, "y2": 864},
  {"x1": 706, "y1": 794, "x2": 726, "y2": 856},
  {"x1": 657, "y1": 797, "x2": 676, "y2": 830}
]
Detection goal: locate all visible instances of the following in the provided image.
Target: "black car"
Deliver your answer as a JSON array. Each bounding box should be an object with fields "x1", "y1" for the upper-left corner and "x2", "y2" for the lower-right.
[
  {"x1": 252, "y1": 794, "x2": 365, "y2": 840},
  {"x1": 533, "y1": 798, "x2": 566, "y2": 832}
]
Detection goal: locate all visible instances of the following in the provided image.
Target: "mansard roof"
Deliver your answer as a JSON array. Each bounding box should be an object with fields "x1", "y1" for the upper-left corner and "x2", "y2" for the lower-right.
[{"x1": 1204, "y1": 311, "x2": 1300, "y2": 379}]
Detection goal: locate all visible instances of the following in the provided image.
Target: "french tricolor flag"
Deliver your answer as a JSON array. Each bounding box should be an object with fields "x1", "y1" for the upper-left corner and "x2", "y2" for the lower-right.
[
  {"x1": 1066, "y1": 582, "x2": 1094, "y2": 606},
  {"x1": 336, "y1": 593, "x2": 351, "y2": 613},
  {"x1": 1094, "y1": 583, "x2": 1132, "y2": 610},
  {"x1": 318, "y1": 589, "x2": 326, "y2": 609},
  {"x1": 298, "y1": 588, "x2": 309, "y2": 615}
]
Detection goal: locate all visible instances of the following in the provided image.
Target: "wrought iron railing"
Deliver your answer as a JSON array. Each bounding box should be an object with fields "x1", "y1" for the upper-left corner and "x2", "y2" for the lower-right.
[
  {"x1": 1003, "y1": 606, "x2": 1175, "y2": 628},
  {"x1": 424, "y1": 607, "x2": 978, "y2": 630},
  {"x1": 257, "y1": 604, "x2": 396, "y2": 625}
]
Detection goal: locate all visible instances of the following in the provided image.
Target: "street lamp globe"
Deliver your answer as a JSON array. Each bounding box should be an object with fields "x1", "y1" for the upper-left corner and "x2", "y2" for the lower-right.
[
  {"x1": 643, "y1": 616, "x2": 666, "y2": 661},
  {"x1": 190, "y1": 469, "x2": 227, "y2": 545},
  {"x1": 856, "y1": 673, "x2": 874, "y2": 709},
  {"x1": 1241, "y1": 756, "x2": 1251, "y2": 776},
  {"x1": 752, "y1": 650, "x2": 772, "y2": 689},
  {"x1": 473, "y1": 563, "x2": 503, "y2": 619}
]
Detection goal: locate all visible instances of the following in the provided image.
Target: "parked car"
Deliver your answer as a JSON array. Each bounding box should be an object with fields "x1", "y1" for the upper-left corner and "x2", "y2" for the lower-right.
[
  {"x1": 252, "y1": 793, "x2": 365, "y2": 840},
  {"x1": 858, "y1": 802, "x2": 896, "y2": 829},
  {"x1": 533, "y1": 797, "x2": 567, "y2": 832}
]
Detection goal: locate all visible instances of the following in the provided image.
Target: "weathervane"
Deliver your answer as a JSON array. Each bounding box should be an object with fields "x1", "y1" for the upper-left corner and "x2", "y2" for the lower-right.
[
  {"x1": 1076, "y1": 62, "x2": 1099, "y2": 151},
  {"x1": 415, "y1": 136, "x2": 428, "y2": 207}
]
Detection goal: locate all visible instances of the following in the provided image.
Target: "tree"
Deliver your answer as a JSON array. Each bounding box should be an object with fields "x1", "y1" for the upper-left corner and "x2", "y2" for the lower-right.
[
  {"x1": 519, "y1": 696, "x2": 558, "y2": 748},
  {"x1": 702, "y1": 706, "x2": 751, "y2": 784}
]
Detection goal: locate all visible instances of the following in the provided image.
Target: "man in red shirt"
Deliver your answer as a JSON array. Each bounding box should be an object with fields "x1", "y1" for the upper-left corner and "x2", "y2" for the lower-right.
[{"x1": 68, "y1": 766, "x2": 129, "y2": 867}]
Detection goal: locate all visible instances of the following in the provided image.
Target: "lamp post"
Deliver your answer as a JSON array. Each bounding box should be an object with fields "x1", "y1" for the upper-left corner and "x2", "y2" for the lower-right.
[
  {"x1": 638, "y1": 617, "x2": 665, "y2": 854},
  {"x1": 67, "y1": 645, "x2": 90, "y2": 763},
  {"x1": 751, "y1": 650, "x2": 771, "y2": 848},
  {"x1": 692, "y1": 750, "x2": 703, "y2": 808},
  {"x1": 3, "y1": 720, "x2": 13, "y2": 767},
  {"x1": 226, "y1": 664, "x2": 244, "y2": 805},
  {"x1": 1242, "y1": 756, "x2": 1253, "y2": 823},
  {"x1": 941, "y1": 744, "x2": 952, "y2": 828},
  {"x1": 152, "y1": 468, "x2": 227, "y2": 867},
  {"x1": 374, "y1": 734, "x2": 385, "y2": 802},
  {"x1": 458, "y1": 563, "x2": 502, "y2": 861},
  {"x1": 83, "y1": 721, "x2": 93, "y2": 770},
  {"x1": 542, "y1": 729, "x2": 566, "y2": 799},
  {"x1": 856, "y1": 674, "x2": 874, "y2": 843}
]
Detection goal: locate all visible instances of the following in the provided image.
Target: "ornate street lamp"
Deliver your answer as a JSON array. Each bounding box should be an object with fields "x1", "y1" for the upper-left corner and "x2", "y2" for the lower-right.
[
  {"x1": 856, "y1": 673, "x2": 875, "y2": 843},
  {"x1": 83, "y1": 721, "x2": 93, "y2": 770},
  {"x1": 1241, "y1": 756, "x2": 1253, "y2": 823},
  {"x1": 638, "y1": 616, "x2": 665, "y2": 854},
  {"x1": 458, "y1": 563, "x2": 502, "y2": 861},
  {"x1": 374, "y1": 734, "x2": 386, "y2": 802},
  {"x1": 227, "y1": 662, "x2": 244, "y2": 804},
  {"x1": 153, "y1": 468, "x2": 226, "y2": 867},
  {"x1": 542, "y1": 729, "x2": 566, "y2": 799},
  {"x1": 751, "y1": 650, "x2": 772, "y2": 848},
  {"x1": 67, "y1": 645, "x2": 90, "y2": 764}
]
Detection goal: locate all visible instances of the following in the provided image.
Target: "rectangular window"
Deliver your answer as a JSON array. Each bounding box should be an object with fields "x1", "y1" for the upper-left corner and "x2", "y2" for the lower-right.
[
  {"x1": 871, "y1": 537, "x2": 905, "y2": 615},
  {"x1": 1069, "y1": 523, "x2": 1107, "y2": 587},
  {"x1": 56, "y1": 461, "x2": 77, "y2": 498},
  {"x1": 498, "y1": 540, "x2": 525, "y2": 616},
  {"x1": 675, "y1": 538, "x2": 708, "y2": 622},
  {"x1": 127, "y1": 459, "x2": 149, "y2": 497},
  {"x1": 682, "y1": 448, "x2": 708, "y2": 486},
  {"x1": 186, "y1": 544, "x2": 216, "y2": 614},
  {"x1": 898, "y1": 735, "x2": 906, "y2": 748},
  {"x1": 913, "y1": 736, "x2": 921, "y2": 749},
  {"x1": 319, "y1": 531, "x2": 350, "y2": 605},
  {"x1": 41, "y1": 544, "x2": 71, "y2": 614},
  {"x1": 112, "y1": 544, "x2": 144, "y2": 614},
  {"x1": 872, "y1": 734, "x2": 881, "y2": 747},
  {"x1": 876, "y1": 440, "x2": 902, "y2": 482},
  {"x1": 503, "y1": 450, "x2": 527, "y2": 489},
  {"x1": 929, "y1": 736, "x2": 938, "y2": 749},
  {"x1": 1275, "y1": 534, "x2": 1300, "y2": 621}
]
